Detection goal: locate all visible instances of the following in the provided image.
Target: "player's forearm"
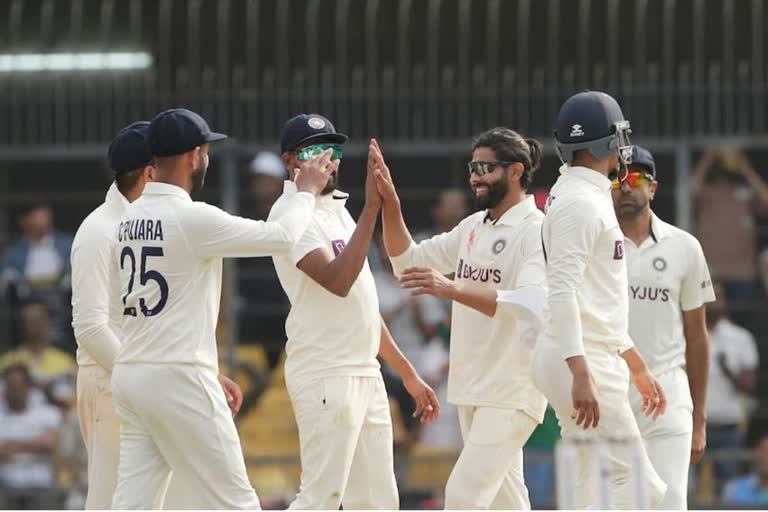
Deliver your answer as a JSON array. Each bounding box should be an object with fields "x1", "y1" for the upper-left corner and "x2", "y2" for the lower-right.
[
  {"x1": 549, "y1": 294, "x2": 586, "y2": 359},
  {"x1": 619, "y1": 346, "x2": 650, "y2": 375},
  {"x1": 381, "y1": 197, "x2": 414, "y2": 258},
  {"x1": 262, "y1": 192, "x2": 316, "y2": 248},
  {"x1": 378, "y1": 319, "x2": 417, "y2": 380},
  {"x1": 685, "y1": 333, "x2": 709, "y2": 424},
  {"x1": 74, "y1": 322, "x2": 121, "y2": 372},
  {"x1": 448, "y1": 281, "x2": 497, "y2": 317},
  {"x1": 323, "y1": 205, "x2": 379, "y2": 296}
]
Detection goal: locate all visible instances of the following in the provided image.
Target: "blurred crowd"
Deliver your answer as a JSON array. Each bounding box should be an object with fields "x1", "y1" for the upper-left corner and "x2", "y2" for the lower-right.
[{"x1": 1, "y1": 147, "x2": 768, "y2": 508}]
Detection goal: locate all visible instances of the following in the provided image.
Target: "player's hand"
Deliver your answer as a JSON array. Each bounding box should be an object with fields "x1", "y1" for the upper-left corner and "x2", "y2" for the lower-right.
[
  {"x1": 369, "y1": 139, "x2": 399, "y2": 206},
  {"x1": 691, "y1": 418, "x2": 707, "y2": 464},
  {"x1": 365, "y1": 138, "x2": 383, "y2": 211},
  {"x1": 403, "y1": 372, "x2": 440, "y2": 424},
  {"x1": 218, "y1": 374, "x2": 243, "y2": 416},
  {"x1": 399, "y1": 267, "x2": 456, "y2": 299},
  {"x1": 571, "y1": 372, "x2": 600, "y2": 429},
  {"x1": 631, "y1": 369, "x2": 666, "y2": 420},
  {"x1": 294, "y1": 148, "x2": 334, "y2": 196}
]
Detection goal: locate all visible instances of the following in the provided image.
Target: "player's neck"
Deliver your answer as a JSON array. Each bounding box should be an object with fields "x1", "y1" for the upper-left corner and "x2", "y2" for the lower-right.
[
  {"x1": 487, "y1": 190, "x2": 526, "y2": 221},
  {"x1": 154, "y1": 170, "x2": 193, "y2": 194},
  {"x1": 619, "y1": 208, "x2": 653, "y2": 246}
]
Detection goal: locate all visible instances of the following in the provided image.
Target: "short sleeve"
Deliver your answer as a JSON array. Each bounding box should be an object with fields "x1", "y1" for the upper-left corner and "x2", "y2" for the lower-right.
[
  {"x1": 680, "y1": 236, "x2": 716, "y2": 311},
  {"x1": 288, "y1": 221, "x2": 327, "y2": 266}
]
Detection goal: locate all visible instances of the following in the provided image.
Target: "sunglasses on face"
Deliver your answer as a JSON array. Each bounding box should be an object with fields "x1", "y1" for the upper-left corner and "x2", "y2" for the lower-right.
[
  {"x1": 296, "y1": 143, "x2": 343, "y2": 161},
  {"x1": 611, "y1": 172, "x2": 655, "y2": 190},
  {"x1": 467, "y1": 160, "x2": 514, "y2": 176}
]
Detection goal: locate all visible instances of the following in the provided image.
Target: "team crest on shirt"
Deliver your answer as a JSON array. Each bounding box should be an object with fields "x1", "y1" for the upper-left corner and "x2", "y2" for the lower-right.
[
  {"x1": 492, "y1": 239, "x2": 507, "y2": 255},
  {"x1": 613, "y1": 240, "x2": 624, "y2": 260},
  {"x1": 331, "y1": 239, "x2": 346, "y2": 256},
  {"x1": 652, "y1": 257, "x2": 667, "y2": 272}
]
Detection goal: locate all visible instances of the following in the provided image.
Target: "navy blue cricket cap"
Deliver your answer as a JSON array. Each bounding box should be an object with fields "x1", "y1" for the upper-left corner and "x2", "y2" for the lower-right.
[
  {"x1": 108, "y1": 121, "x2": 153, "y2": 174},
  {"x1": 631, "y1": 145, "x2": 656, "y2": 178},
  {"x1": 280, "y1": 114, "x2": 348, "y2": 154},
  {"x1": 148, "y1": 108, "x2": 227, "y2": 157}
]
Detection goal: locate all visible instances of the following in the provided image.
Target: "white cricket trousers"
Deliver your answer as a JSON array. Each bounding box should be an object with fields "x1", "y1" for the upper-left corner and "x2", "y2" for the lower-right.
[
  {"x1": 77, "y1": 365, "x2": 121, "y2": 509},
  {"x1": 77, "y1": 365, "x2": 213, "y2": 510},
  {"x1": 532, "y1": 341, "x2": 667, "y2": 509},
  {"x1": 287, "y1": 375, "x2": 399, "y2": 510},
  {"x1": 630, "y1": 366, "x2": 693, "y2": 510},
  {"x1": 110, "y1": 364, "x2": 260, "y2": 510},
  {"x1": 444, "y1": 405, "x2": 538, "y2": 510}
]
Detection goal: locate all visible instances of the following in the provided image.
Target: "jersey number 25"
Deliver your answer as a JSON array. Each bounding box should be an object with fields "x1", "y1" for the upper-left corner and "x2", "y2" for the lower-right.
[{"x1": 120, "y1": 246, "x2": 169, "y2": 317}]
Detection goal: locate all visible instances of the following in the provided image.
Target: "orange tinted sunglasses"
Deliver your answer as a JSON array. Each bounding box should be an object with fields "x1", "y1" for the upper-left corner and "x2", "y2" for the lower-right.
[{"x1": 611, "y1": 172, "x2": 655, "y2": 190}]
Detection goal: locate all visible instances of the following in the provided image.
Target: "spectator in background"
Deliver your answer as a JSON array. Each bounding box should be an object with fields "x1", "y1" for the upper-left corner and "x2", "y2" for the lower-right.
[
  {"x1": 1, "y1": 203, "x2": 74, "y2": 352},
  {"x1": 722, "y1": 434, "x2": 768, "y2": 506},
  {"x1": 0, "y1": 301, "x2": 76, "y2": 409},
  {"x1": 372, "y1": 234, "x2": 446, "y2": 437},
  {"x1": 414, "y1": 189, "x2": 469, "y2": 243},
  {"x1": 691, "y1": 148, "x2": 768, "y2": 302},
  {"x1": 0, "y1": 364, "x2": 62, "y2": 509},
  {"x1": 706, "y1": 280, "x2": 759, "y2": 486},
  {"x1": 239, "y1": 152, "x2": 291, "y2": 372}
]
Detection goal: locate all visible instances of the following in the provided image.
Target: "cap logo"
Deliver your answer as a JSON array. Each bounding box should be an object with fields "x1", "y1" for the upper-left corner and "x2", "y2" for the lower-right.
[
  {"x1": 308, "y1": 117, "x2": 326, "y2": 130},
  {"x1": 570, "y1": 124, "x2": 584, "y2": 137}
]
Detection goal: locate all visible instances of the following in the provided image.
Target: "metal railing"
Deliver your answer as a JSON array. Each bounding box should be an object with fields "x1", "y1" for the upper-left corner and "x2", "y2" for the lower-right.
[{"x1": 0, "y1": 0, "x2": 766, "y2": 146}]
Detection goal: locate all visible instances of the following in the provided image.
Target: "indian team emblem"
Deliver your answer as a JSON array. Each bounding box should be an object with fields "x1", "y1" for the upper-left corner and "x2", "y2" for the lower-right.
[
  {"x1": 653, "y1": 257, "x2": 667, "y2": 272},
  {"x1": 308, "y1": 117, "x2": 326, "y2": 129},
  {"x1": 492, "y1": 239, "x2": 507, "y2": 255}
]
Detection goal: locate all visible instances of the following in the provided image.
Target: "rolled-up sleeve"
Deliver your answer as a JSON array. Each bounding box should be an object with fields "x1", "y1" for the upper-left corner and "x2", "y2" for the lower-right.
[
  {"x1": 182, "y1": 191, "x2": 316, "y2": 258},
  {"x1": 389, "y1": 222, "x2": 464, "y2": 277},
  {"x1": 545, "y1": 198, "x2": 601, "y2": 360},
  {"x1": 71, "y1": 226, "x2": 122, "y2": 371}
]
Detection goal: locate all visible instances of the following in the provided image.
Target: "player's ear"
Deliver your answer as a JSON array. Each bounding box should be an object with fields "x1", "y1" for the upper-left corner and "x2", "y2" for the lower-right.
[
  {"x1": 510, "y1": 162, "x2": 524, "y2": 183},
  {"x1": 649, "y1": 180, "x2": 658, "y2": 200},
  {"x1": 145, "y1": 164, "x2": 156, "y2": 182}
]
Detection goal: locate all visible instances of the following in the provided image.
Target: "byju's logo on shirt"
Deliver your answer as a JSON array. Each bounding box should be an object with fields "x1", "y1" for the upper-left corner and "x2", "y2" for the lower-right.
[
  {"x1": 613, "y1": 240, "x2": 624, "y2": 260},
  {"x1": 331, "y1": 239, "x2": 347, "y2": 256}
]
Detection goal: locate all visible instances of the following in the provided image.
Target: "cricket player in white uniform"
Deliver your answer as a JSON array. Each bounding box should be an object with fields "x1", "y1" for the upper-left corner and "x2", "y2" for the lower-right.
[
  {"x1": 532, "y1": 91, "x2": 668, "y2": 509},
  {"x1": 109, "y1": 108, "x2": 334, "y2": 510},
  {"x1": 71, "y1": 121, "x2": 244, "y2": 509},
  {"x1": 270, "y1": 114, "x2": 439, "y2": 510},
  {"x1": 373, "y1": 128, "x2": 548, "y2": 509},
  {"x1": 612, "y1": 145, "x2": 715, "y2": 509}
]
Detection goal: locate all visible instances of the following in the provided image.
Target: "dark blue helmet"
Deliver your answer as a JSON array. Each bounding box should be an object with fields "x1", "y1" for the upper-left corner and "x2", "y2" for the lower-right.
[{"x1": 554, "y1": 91, "x2": 633, "y2": 165}]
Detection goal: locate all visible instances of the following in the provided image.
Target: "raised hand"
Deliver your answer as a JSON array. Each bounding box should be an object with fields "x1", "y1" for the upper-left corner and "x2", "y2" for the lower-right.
[{"x1": 294, "y1": 148, "x2": 334, "y2": 196}]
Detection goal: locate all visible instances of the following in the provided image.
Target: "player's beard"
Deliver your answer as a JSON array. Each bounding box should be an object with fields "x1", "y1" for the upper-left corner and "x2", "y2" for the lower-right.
[
  {"x1": 616, "y1": 192, "x2": 647, "y2": 219},
  {"x1": 475, "y1": 176, "x2": 508, "y2": 210},
  {"x1": 321, "y1": 171, "x2": 338, "y2": 195},
  {"x1": 191, "y1": 165, "x2": 207, "y2": 194}
]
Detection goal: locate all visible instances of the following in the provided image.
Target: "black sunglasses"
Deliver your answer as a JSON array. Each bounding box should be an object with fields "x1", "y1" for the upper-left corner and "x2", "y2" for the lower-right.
[{"x1": 467, "y1": 160, "x2": 516, "y2": 176}]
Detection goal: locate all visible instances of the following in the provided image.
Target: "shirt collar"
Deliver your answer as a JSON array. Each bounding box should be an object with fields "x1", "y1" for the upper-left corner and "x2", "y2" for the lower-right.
[
  {"x1": 483, "y1": 195, "x2": 537, "y2": 227},
  {"x1": 105, "y1": 182, "x2": 130, "y2": 210},
  {"x1": 560, "y1": 164, "x2": 612, "y2": 192},
  {"x1": 142, "y1": 182, "x2": 192, "y2": 202},
  {"x1": 282, "y1": 180, "x2": 349, "y2": 208},
  {"x1": 650, "y1": 212, "x2": 670, "y2": 241}
]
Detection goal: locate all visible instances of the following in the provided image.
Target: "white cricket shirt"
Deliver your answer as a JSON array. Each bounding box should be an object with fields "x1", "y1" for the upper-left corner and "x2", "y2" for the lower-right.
[
  {"x1": 270, "y1": 182, "x2": 382, "y2": 389},
  {"x1": 390, "y1": 196, "x2": 548, "y2": 421},
  {"x1": 71, "y1": 183, "x2": 129, "y2": 370},
  {"x1": 114, "y1": 182, "x2": 316, "y2": 370},
  {"x1": 625, "y1": 213, "x2": 716, "y2": 376},
  {"x1": 542, "y1": 165, "x2": 633, "y2": 359}
]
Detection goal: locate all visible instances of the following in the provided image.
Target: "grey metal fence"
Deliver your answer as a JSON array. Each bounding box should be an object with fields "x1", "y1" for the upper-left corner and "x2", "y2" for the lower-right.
[{"x1": 0, "y1": 0, "x2": 766, "y2": 147}]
